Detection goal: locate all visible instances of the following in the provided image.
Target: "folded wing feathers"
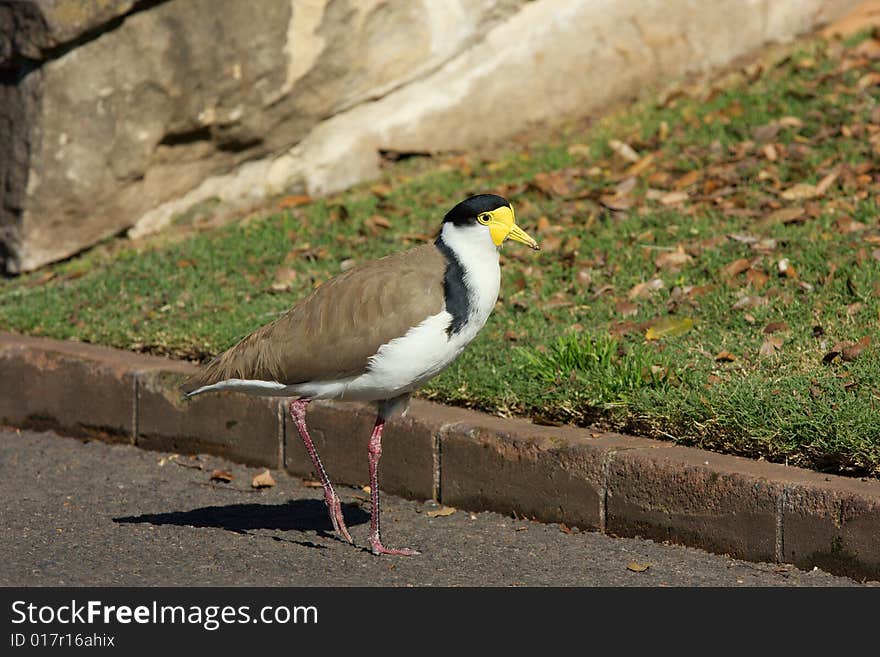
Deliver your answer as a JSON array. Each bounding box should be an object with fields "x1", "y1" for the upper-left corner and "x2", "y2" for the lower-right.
[{"x1": 179, "y1": 244, "x2": 447, "y2": 396}]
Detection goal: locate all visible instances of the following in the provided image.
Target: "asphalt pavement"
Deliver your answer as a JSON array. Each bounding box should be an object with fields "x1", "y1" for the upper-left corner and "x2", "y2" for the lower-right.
[{"x1": 0, "y1": 427, "x2": 871, "y2": 586}]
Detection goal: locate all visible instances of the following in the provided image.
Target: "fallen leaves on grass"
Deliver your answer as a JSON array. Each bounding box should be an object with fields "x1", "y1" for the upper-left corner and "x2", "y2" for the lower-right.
[
  {"x1": 732, "y1": 295, "x2": 768, "y2": 311},
  {"x1": 655, "y1": 247, "x2": 693, "y2": 271},
  {"x1": 645, "y1": 316, "x2": 694, "y2": 340},
  {"x1": 615, "y1": 301, "x2": 639, "y2": 318},
  {"x1": 659, "y1": 191, "x2": 689, "y2": 206},
  {"x1": 759, "y1": 336, "x2": 784, "y2": 358},
  {"x1": 628, "y1": 278, "x2": 664, "y2": 299},
  {"x1": 824, "y1": 337, "x2": 871, "y2": 364},
  {"x1": 763, "y1": 321, "x2": 789, "y2": 334},
  {"x1": 779, "y1": 169, "x2": 839, "y2": 201},
  {"x1": 364, "y1": 215, "x2": 392, "y2": 233},
  {"x1": 608, "y1": 139, "x2": 641, "y2": 163},
  {"x1": 278, "y1": 194, "x2": 312, "y2": 209},
  {"x1": 722, "y1": 258, "x2": 751, "y2": 278},
  {"x1": 269, "y1": 267, "x2": 298, "y2": 293},
  {"x1": 531, "y1": 171, "x2": 572, "y2": 197},
  {"x1": 762, "y1": 207, "x2": 805, "y2": 225}
]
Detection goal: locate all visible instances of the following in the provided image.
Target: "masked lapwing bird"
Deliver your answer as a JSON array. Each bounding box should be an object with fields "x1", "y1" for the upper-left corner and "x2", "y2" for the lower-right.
[{"x1": 180, "y1": 194, "x2": 539, "y2": 555}]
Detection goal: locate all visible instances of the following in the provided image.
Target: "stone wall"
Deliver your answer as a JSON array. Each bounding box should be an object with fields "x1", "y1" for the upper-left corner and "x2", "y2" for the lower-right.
[{"x1": 0, "y1": 0, "x2": 861, "y2": 272}]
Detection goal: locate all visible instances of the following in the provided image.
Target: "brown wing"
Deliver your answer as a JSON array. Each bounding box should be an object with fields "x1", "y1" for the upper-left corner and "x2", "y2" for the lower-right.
[{"x1": 180, "y1": 244, "x2": 447, "y2": 393}]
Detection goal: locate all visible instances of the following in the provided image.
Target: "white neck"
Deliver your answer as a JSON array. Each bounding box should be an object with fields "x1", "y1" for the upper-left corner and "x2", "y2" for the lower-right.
[{"x1": 438, "y1": 222, "x2": 501, "y2": 326}]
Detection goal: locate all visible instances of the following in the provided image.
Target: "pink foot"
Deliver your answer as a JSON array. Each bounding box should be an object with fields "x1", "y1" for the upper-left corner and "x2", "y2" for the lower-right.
[
  {"x1": 369, "y1": 535, "x2": 420, "y2": 556},
  {"x1": 325, "y1": 491, "x2": 353, "y2": 544}
]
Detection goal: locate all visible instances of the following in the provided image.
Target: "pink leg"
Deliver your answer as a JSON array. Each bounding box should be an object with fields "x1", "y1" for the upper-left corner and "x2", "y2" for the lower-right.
[
  {"x1": 289, "y1": 399, "x2": 353, "y2": 544},
  {"x1": 368, "y1": 416, "x2": 420, "y2": 556}
]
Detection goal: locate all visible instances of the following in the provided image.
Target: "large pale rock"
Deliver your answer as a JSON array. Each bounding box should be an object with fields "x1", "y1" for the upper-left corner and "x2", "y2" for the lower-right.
[
  {"x1": 0, "y1": 0, "x2": 140, "y2": 67},
  {"x1": 0, "y1": 0, "x2": 861, "y2": 271},
  {"x1": 1, "y1": 0, "x2": 522, "y2": 272}
]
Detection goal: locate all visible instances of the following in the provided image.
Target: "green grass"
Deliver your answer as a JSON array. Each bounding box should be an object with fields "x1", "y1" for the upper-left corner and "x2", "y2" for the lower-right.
[{"x1": 3, "y1": 33, "x2": 880, "y2": 476}]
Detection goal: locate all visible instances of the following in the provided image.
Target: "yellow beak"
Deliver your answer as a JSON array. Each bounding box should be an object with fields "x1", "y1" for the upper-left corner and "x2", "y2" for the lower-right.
[{"x1": 488, "y1": 206, "x2": 540, "y2": 250}]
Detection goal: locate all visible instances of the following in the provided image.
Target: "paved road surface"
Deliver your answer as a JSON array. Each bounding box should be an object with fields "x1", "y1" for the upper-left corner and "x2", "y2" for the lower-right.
[{"x1": 0, "y1": 427, "x2": 871, "y2": 586}]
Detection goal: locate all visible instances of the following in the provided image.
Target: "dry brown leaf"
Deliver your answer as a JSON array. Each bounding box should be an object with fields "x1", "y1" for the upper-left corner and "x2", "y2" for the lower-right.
[
  {"x1": 615, "y1": 177, "x2": 638, "y2": 196},
  {"x1": 541, "y1": 235, "x2": 562, "y2": 252},
  {"x1": 763, "y1": 207, "x2": 805, "y2": 225},
  {"x1": 753, "y1": 122, "x2": 782, "y2": 142},
  {"x1": 252, "y1": 470, "x2": 276, "y2": 489},
  {"x1": 674, "y1": 170, "x2": 701, "y2": 190},
  {"x1": 722, "y1": 258, "x2": 751, "y2": 278},
  {"x1": 763, "y1": 321, "x2": 789, "y2": 334},
  {"x1": 563, "y1": 236, "x2": 581, "y2": 256},
  {"x1": 836, "y1": 216, "x2": 868, "y2": 233},
  {"x1": 599, "y1": 194, "x2": 633, "y2": 211},
  {"x1": 532, "y1": 171, "x2": 572, "y2": 197},
  {"x1": 269, "y1": 267, "x2": 298, "y2": 293},
  {"x1": 746, "y1": 268, "x2": 769, "y2": 289},
  {"x1": 591, "y1": 284, "x2": 615, "y2": 300},
  {"x1": 655, "y1": 249, "x2": 693, "y2": 271},
  {"x1": 732, "y1": 295, "x2": 768, "y2": 311},
  {"x1": 370, "y1": 184, "x2": 393, "y2": 198},
  {"x1": 365, "y1": 215, "x2": 392, "y2": 231},
  {"x1": 858, "y1": 71, "x2": 880, "y2": 90},
  {"x1": 626, "y1": 153, "x2": 655, "y2": 177},
  {"x1": 426, "y1": 506, "x2": 456, "y2": 518},
  {"x1": 842, "y1": 343, "x2": 865, "y2": 361},
  {"x1": 814, "y1": 169, "x2": 840, "y2": 196},
  {"x1": 210, "y1": 469, "x2": 234, "y2": 483},
  {"x1": 615, "y1": 301, "x2": 639, "y2": 318},
  {"x1": 853, "y1": 37, "x2": 880, "y2": 59},
  {"x1": 714, "y1": 350, "x2": 736, "y2": 362},
  {"x1": 628, "y1": 278, "x2": 665, "y2": 299},
  {"x1": 278, "y1": 194, "x2": 312, "y2": 209},
  {"x1": 660, "y1": 191, "x2": 689, "y2": 206},
  {"x1": 759, "y1": 336, "x2": 783, "y2": 358},
  {"x1": 608, "y1": 139, "x2": 641, "y2": 163},
  {"x1": 778, "y1": 168, "x2": 835, "y2": 201},
  {"x1": 780, "y1": 183, "x2": 819, "y2": 201},
  {"x1": 567, "y1": 143, "x2": 591, "y2": 157},
  {"x1": 627, "y1": 561, "x2": 651, "y2": 573}
]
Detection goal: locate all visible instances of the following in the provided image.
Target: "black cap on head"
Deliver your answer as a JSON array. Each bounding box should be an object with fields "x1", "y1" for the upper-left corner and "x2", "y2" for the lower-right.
[{"x1": 443, "y1": 194, "x2": 510, "y2": 226}]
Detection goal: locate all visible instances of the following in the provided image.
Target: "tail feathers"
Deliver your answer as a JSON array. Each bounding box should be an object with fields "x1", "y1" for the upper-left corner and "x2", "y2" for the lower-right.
[{"x1": 179, "y1": 326, "x2": 286, "y2": 398}]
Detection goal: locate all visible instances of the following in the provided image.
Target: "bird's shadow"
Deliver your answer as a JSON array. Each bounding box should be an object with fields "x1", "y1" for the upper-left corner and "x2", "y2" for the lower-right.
[{"x1": 113, "y1": 499, "x2": 369, "y2": 549}]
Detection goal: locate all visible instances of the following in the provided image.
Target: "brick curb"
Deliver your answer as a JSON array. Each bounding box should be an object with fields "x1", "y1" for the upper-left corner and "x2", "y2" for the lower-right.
[{"x1": 1, "y1": 331, "x2": 878, "y2": 581}]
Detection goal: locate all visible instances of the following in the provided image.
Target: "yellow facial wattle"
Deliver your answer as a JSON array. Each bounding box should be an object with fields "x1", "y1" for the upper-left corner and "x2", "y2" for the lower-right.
[{"x1": 485, "y1": 205, "x2": 539, "y2": 250}]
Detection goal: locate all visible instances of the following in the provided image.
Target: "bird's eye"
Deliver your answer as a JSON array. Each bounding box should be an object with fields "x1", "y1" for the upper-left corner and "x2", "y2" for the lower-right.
[{"x1": 477, "y1": 213, "x2": 491, "y2": 225}]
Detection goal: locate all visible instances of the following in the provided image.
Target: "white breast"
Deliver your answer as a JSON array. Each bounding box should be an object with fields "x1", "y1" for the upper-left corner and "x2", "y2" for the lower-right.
[{"x1": 293, "y1": 223, "x2": 501, "y2": 402}]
